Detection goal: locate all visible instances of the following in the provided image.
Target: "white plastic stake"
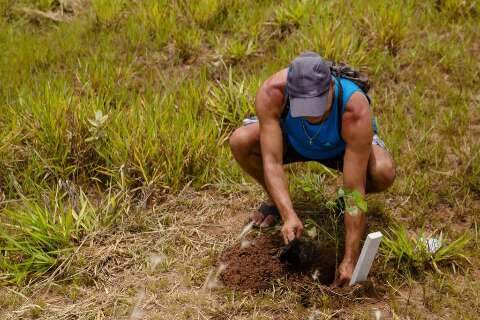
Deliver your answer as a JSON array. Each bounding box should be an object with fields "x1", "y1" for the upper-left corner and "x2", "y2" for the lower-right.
[{"x1": 349, "y1": 231, "x2": 383, "y2": 286}]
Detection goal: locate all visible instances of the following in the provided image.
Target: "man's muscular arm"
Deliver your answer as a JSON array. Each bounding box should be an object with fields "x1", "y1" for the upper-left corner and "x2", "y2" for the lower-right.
[
  {"x1": 256, "y1": 69, "x2": 303, "y2": 244},
  {"x1": 333, "y1": 92, "x2": 373, "y2": 287}
]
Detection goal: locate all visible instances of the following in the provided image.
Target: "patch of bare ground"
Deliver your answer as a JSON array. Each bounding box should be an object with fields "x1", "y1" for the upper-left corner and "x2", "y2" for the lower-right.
[
  {"x1": 1, "y1": 190, "x2": 397, "y2": 319},
  {"x1": 392, "y1": 268, "x2": 480, "y2": 319},
  {"x1": 219, "y1": 233, "x2": 341, "y2": 290},
  {"x1": 18, "y1": 0, "x2": 89, "y2": 23},
  {"x1": 428, "y1": 201, "x2": 472, "y2": 235},
  {"x1": 0, "y1": 190, "x2": 281, "y2": 318},
  {"x1": 3, "y1": 188, "x2": 476, "y2": 319},
  {"x1": 218, "y1": 232, "x2": 392, "y2": 317},
  {"x1": 219, "y1": 234, "x2": 287, "y2": 291}
]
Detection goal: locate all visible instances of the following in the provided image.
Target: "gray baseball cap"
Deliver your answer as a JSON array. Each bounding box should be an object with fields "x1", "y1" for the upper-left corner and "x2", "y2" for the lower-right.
[{"x1": 287, "y1": 52, "x2": 331, "y2": 118}]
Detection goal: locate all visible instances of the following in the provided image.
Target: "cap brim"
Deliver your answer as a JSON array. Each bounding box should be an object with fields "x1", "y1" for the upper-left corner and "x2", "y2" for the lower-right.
[{"x1": 289, "y1": 94, "x2": 329, "y2": 118}]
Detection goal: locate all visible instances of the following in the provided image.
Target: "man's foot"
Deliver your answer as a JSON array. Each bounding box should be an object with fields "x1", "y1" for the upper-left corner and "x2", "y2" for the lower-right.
[{"x1": 251, "y1": 202, "x2": 279, "y2": 228}]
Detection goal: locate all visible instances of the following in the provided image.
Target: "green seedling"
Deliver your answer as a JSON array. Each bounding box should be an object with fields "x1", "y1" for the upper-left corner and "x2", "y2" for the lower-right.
[{"x1": 331, "y1": 187, "x2": 368, "y2": 216}]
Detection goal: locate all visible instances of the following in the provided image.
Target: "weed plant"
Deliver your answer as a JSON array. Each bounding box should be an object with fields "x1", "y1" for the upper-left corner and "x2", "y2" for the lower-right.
[
  {"x1": 382, "y1": 225, "x2": 471, "y2": 275},
  {"x1": 0, "y1": 184, "x2": 97, "y2": 283}
]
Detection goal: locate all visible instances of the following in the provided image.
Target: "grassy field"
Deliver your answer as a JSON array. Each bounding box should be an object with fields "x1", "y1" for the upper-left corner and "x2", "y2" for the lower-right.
[{"x1": 0, "y1": 0, "x2": 479, "y2": 318}]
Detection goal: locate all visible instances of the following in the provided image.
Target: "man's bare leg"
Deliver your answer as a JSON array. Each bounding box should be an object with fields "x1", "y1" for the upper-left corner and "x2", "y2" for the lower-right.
[{"x1": 229, "y1": 123, "x2": 278, "y2": 227}]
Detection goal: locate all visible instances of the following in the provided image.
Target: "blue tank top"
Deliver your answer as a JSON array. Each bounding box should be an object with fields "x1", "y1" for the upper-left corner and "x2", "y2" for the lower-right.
[{"x1": 282, "y1": 77, "x2": 376, "y2": 160}]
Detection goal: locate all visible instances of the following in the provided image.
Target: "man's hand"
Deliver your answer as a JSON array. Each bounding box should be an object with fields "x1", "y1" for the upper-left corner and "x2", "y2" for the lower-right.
[
  {"x1": 331, "y1": 258, "x2": 355, "y2": 288},
  {"x1": 281, "y1": 214, "x2": 303, "y2": 244}
]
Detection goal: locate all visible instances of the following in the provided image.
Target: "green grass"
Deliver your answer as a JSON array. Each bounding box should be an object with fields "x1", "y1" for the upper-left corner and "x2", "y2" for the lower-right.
[
  {"x1": 0, "y1": 0, "x2": 480, "y2": 318},
  {"x1": 382, "y1": 224, "x2": 471, "y2": 274},
  {"x1": 0, "y1": 186, "x2": 97, "y2": 283}
]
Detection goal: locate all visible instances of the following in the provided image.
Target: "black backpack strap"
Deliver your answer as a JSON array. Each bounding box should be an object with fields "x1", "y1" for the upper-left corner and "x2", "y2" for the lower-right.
[
  {"x1": 281, "y1": 85, "x2": 290, "y2": 119},
  {"x1": 281, "y1": 67, "x2": 292, "y2": 120},
  {"x1": 336, "y1": 78, "x2": 344, "y2": 137}
]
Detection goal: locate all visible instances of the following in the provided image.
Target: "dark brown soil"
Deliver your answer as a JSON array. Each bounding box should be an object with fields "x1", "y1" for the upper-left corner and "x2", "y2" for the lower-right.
[
  {"x1": 219, "y1": 234, "x2": 337, "y2": 292},
  {"x1": 288, "y1": 243, "x2": 337, "y2": 286},
  {"x1": 219, "y1": 234, "x2": 285, "y2": 291}
]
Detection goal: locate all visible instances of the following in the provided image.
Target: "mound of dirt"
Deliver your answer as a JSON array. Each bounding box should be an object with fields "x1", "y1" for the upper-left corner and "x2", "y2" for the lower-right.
[
  {"x1": 219, "y1": 235, "x2": 285, "y2": 291},
  {"x1": 219, "y1": 234, "x2": 337, "y2": 292}
]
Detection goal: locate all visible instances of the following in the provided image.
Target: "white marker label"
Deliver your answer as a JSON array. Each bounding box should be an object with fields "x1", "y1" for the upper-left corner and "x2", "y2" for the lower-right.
[{"x1": 349, "y1": 231, "x2": 383, "y2": 286}]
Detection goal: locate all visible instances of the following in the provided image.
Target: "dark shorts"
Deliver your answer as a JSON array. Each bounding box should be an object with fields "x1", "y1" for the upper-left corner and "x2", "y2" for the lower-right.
[
  {"x1": 282, "y1": 137, "x2": 344, "y2": 170},
  {"x1": 242, "y1": 117, "x2": 388, "y2": 172}
]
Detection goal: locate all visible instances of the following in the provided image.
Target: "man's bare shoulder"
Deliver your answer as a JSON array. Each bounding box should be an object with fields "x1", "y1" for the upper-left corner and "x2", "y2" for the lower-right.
[
  {"x1": 263, "y1": 68, "x2": 288, "y2": 92},
  {"x1": 344, "y1": 91, "x2": 370, "y2": 121},
  {"x1": 256, "y1": 68, "x2": 288, "y2": 118},
  {"x1": 342, "y1": 91, "x2": 372, "y2": 144}
]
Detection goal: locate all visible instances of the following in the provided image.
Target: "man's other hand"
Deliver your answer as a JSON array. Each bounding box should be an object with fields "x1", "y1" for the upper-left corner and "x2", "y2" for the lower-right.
[
  {"x1": 331, "y1": 259, "x2": 355, "y2": 288},
  {"x1": 281, "y1": 215, "x2": 303, "y2": 244}
]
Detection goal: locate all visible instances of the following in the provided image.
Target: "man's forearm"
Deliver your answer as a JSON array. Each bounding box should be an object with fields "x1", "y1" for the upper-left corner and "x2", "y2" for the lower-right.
[
  {"x1": 342, "y1": 188, "x2": 367, "y2": 262},
  {"x1": 343, "y1": 206, "x2": 366, "y2": 262},
  {"x1": 342, "y1": 149, "x2": 369, "y2": 262},
  {"x1": 263, "y1": 163, "x2": 296, "y2": 221}
]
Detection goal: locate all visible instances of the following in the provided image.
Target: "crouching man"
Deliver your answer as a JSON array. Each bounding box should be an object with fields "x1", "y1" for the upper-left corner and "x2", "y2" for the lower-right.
[{"x1": 229, "y1": 52, "x2": 396, "y2": 286}]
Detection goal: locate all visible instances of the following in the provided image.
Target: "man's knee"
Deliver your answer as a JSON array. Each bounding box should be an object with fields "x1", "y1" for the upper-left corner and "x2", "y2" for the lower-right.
[
  {"x1": 377, "y1": 160, "x2": 396, "y2": 188},
  {"x1": 229, "y1": 127, "x2": 255, "y2": 157},
  {"x1": 370, "y1": 159, "x2": 396, "y2": 191}
]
